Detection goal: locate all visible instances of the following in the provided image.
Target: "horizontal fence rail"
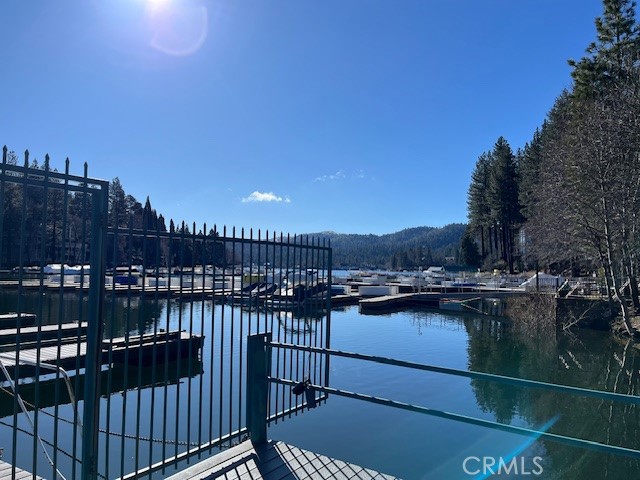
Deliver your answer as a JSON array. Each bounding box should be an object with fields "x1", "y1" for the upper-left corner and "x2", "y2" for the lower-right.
[{"x1": 264, "y1": 341, "x2": 640, "y2": 461}]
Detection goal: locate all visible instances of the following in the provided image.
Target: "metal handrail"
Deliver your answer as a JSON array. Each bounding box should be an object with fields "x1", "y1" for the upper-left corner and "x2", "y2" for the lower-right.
[
  {"x1": 268, "y1": 377, "x2": 640, "y2": 459},
  {"x1": 266, "y1": 340, "x2": 640, "y2": 460},
  {"x1": 269, "y1": 341, "x2": 640, "y2": 404}
]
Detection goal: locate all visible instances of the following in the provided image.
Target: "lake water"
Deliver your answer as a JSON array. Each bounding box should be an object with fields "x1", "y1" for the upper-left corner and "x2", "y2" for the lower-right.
[
  {"x1": 0, "y1": 292, "x2": 639, "y2": 479},
  {"x1": 267, "y1": 306, "x2": 640, "y2": 479}
]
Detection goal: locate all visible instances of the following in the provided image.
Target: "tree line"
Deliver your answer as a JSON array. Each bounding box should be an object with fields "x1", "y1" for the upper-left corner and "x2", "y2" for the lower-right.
[
  {"x1": 0, "y1": 150, "x2": 229, "y2": 269},
  {"x1": 465, "y1": 0, "x2": 640, "y2": 334}
]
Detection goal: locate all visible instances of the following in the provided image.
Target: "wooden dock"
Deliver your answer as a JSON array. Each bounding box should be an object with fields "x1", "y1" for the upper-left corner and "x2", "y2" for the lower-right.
[
  {"x1": 0, "y1": 331, "x2": 203, "y2": 379},
  {"x1": 0, "y1": 313, "x2": 37, "y2": 329},
  {"x1": 0, "y1": 322, "x2": 88, "y2": 350},
  {"x1": 358, "y1": 293, "x2": 420, "y2": 314},
  {"x1": 167, "y1": 440, "x2": 398, "y2": 480},
  {"x1": 0, "y1": 459, "x2": 43, "y2": 480},
  {"x1": 358, "y1": 290, "x2": 526, "y2": 314}
]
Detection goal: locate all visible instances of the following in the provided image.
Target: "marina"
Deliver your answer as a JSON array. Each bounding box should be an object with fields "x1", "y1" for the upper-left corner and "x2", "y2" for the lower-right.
[
  {"x1": 0, "y1": 266, "x2": 553, "y2": 316},
  {"x1": 0, "y1": 161, "x2": 624, "y2": 479}
]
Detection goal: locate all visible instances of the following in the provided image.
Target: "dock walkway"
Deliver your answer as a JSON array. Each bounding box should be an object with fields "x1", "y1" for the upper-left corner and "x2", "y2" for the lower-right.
[
  {"x1": 167, "y1": 440, "x2": 398, "y2": 480},
  {"x1": 0, "y1": 460, "x2": 43, "y2": 480},
  {"x1": 0, "y1": 331, "x2": 203, "y2": 378}
]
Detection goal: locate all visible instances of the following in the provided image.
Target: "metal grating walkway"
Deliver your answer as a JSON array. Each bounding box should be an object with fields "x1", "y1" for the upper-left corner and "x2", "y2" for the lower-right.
[
  {"x1": 0, "y1": 460, "x2": 44, "y2": 480},
  {"x1": 167, "y1": 440, "x2": 399, "y2": 480}
]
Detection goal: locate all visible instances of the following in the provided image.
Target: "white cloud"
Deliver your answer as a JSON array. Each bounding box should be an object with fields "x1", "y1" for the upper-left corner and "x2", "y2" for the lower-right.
[
  {"x1": 241, "y1": 191, "x2": 291, "y2": 203},
  {"x1": 314, "y1": 170, "x2": 346, "y2": 182}
]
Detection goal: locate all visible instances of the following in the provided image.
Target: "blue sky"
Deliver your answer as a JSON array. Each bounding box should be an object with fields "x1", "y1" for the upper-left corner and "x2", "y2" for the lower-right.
[{"x1": 1, "y1": 0, "x2": 603, "y2": 235}]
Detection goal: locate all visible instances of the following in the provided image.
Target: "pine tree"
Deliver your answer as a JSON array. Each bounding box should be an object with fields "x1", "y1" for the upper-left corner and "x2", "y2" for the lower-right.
[
  {"x1": 460, "y1": 228, "x2": 481, "y2": 267},
  {"x1": 569, "y1": 0, "x2": 640, "y2": 97},
  {"x1": 517, "y1": 129, "x2": 543, "y2": 222},
  {"x1": 487, "y1": 137, "x2": 521, "y2": 272},
  {"x1": 108, "y1": 177, "x2": 127, "y2": 227},
  {"x1": 467, "y1": 152, "x2": 493, "y2": 258}
]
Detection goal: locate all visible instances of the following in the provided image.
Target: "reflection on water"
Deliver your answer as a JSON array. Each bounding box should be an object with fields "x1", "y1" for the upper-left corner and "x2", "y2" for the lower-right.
[
  {"x1": 1, "y1": 290, "x2": 639, "y2": 479},
  {"x1": 466, "y1": 319, "x2": 640, "y2": 479},
  {"x1": 269, "y1": 306, "x2": 640, "y2": 480},
  {"x1": 0, "y1": 289, "x2": 327, "y2": 479},
  {"x1": 0, "y1": 290, "x2": 164, "y2": 338}
]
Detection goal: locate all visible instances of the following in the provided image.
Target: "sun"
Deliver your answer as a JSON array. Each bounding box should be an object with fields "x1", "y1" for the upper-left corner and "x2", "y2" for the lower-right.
[{"x1": 146, "y1": 0, "x2": 171, "y2": 12}]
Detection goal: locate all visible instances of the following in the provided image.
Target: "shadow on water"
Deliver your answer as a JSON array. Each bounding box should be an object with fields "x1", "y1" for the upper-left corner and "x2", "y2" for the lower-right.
[
  {"x1": 0, "y1": 359, "x2": 203, "y2": 419},
  {"x1": 0, "y1": 289, "x2": 164, "y2": 338}
]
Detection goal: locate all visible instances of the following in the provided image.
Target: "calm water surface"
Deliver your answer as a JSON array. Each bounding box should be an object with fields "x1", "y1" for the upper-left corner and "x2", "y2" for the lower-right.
[
  {"x1": 0, "y1": 291, "x2": 639, "y2": 479},
  {"x1": 270, "y1": 306, "x2": 640, "y2": 480}
]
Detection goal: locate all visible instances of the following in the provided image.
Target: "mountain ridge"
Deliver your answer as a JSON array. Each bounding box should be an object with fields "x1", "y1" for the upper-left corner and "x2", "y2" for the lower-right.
[{"x1": 306, "y1": 223, "x2": 467, "y2": 269}]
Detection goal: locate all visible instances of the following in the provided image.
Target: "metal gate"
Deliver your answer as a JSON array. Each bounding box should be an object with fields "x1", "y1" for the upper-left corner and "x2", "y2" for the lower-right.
[{"x1": 0, "y1": 148, "x2": 331, "y2": 479}]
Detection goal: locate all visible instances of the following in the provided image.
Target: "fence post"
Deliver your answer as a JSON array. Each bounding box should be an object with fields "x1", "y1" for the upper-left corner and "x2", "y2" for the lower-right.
[
  {"x1": 325, "y1": 245, "x2": 332, "y2": 397},
  {"x1": 246, "y1": 332, "x2": 271, "y2": 445},
  {"x1": 82, "y1": 187, "x2": 108, "y2": 480}
]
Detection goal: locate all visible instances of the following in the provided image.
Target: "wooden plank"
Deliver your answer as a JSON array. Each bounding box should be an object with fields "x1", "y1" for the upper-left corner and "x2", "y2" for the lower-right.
[
  {"x1": 0, "y1": 313, "x2": 37, "y2": 329},
  {"x1": 0, "y1": 331, "x2": 202, "y2": 378},
  {"x1": 0, "y1": 322, "x2": 87, "y2": 344}
]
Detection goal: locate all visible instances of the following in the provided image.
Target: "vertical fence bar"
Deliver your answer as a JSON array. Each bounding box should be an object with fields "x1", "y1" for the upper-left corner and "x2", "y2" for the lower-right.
[
  {"x1": 72, "y1": 161, "x2": 90, "y2": 480},
  {"x1": 325, "y1": 242, "x2": 332, "y2": 394},
  {"x1": 53, "y1": 157, "x2": 71, "y2": 474},
  {"x1": 82, "y1": 187, "x2": 107, "y2": 480},
  {"x1": 237, "y1": 228, "x2": 245, "y2": 436},
  {"x1": 0, "y1": 152, "x2": 333, "y2": 477},
  {"x1": 218, "y1": 226, "x2": 226, "y2": 448},
  {"x1": 32, "y1": 155, "x2": 50, "y2": 478},
  {"x1": 208, "y1": 226, "x2": 217, "y2": 455}
]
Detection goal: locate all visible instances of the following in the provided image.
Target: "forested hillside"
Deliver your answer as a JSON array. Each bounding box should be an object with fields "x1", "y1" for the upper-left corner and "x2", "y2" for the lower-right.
[{"x1": 311, "y1": 224, "x2": 466, "y2": 269}]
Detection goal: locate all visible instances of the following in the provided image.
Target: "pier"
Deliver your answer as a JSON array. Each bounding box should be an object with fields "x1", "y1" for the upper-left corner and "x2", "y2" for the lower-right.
[
  {"x1": 0, "y1": 322, "x2": 88, "y2": 351},
  {"x1": 0, "y1": 330, "x2": 203, "y2": 379},
  {"x1": 358, "y1": 289, "x2": 525, "y2": 314},
  {"x1": 0, "y1": 313, "x2": 37, "y2": 329},
  {"x1": 166, "y1": 440, "x2": 397, "y2": 480}
]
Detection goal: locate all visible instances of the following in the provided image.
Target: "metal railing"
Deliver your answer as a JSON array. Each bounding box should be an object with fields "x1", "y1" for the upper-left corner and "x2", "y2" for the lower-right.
[
  {"x1": 0, "y1": 149, "x2": 332, "y2": 479},
  {"x1": 248, "y1": 335, "x2": 640, "y2": 460}
]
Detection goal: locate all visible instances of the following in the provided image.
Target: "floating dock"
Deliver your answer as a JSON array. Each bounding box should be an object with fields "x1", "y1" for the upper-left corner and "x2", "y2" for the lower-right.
[
  {"x1": 0, "y1": 322, "x2": 88, "y2": 351},
  {"x1": 359, "y1": 290, "x2": 526, "y2": 314},
  {"x1": 0, "y1": 313, "x2": 37, "y2": 329},
  {"x1": 166, "y1": 440, "x2": 398, "y2": 480},
  {"x1": 0, "y1": 331, "x2": 203, "y2": 379}
]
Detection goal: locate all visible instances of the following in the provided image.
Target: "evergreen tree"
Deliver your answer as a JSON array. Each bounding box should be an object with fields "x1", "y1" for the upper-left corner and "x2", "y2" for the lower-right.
[
  {"x1": 460, "y1": 228, "x2": 481, "y2": 267},
  {"x1": 467, "y1": 152, "x2": 493, "y2": 258},
  {"x1": 569, "y1": 0, "x2": 640, "y2": 97},
  {"x1": 109, "y1": 177, "x2": 127, "y2": 228},
  {"x1": 487, "y1": 137, "x2": 521, "y2": 272},
  {"x1": 517, "y1": 129, "x2": 543, "y2": 222},
  {"x1": 158, "y1": 214, "x2": 167, "y2": 232}
]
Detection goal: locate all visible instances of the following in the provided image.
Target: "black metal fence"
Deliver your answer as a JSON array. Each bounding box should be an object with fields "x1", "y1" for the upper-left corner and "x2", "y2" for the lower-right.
[{"x1": 0, "y1": 148, "x2": 331, "y2": 479}]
